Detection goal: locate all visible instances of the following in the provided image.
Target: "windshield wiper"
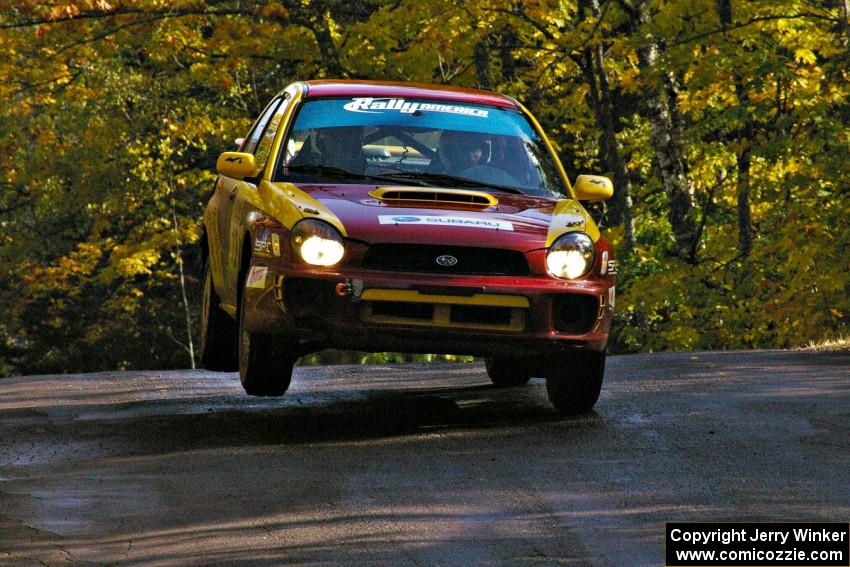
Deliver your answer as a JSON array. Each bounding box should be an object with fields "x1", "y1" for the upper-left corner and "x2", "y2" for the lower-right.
[
  {"x1": 284, "y1": 165, "x2": 528, "y2": 195},
  {"x1": 285, "y1": 164, "x2": 446, "y2": 187},
  {"x1": 284, "y1": 164, "x2": 373, "y2": 180},
  {"x1": 377, "y1": 171, "x2": 525, "y2": 194}
]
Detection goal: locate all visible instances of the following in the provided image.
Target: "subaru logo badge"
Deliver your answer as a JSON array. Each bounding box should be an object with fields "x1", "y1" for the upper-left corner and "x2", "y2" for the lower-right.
[{"x1": 436, "y1": 255, "x2": 458, "y2": 267}]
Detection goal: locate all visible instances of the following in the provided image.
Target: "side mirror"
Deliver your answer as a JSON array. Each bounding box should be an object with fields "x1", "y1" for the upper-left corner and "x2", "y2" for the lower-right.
[
  {"x1": 573, "y1": 175, "x2": 613, "y2": 202},
  {"x1": 216, "y1": 152, "x2": 257, "y2": 179}
]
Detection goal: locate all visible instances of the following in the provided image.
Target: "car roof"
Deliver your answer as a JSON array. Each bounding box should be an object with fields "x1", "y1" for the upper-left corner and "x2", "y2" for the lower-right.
[{"x1": 302, "y1": 80, "x2": 519, "y2": 109}]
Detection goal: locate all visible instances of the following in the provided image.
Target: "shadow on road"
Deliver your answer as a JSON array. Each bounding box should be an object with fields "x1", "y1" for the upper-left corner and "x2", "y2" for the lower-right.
[
  {"x1": 1, "y1": 373, "x2": 606, "y2": 466},
  {"x1": 118, "y1": 384, "x2": 602, "y2": 452}
]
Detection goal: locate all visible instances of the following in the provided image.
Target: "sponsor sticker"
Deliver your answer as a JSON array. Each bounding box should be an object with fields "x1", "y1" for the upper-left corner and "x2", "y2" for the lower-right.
[
  {"x1": 253, "y1": 230, "x2": 271, "y2": 256},
  {"x1": 344, "y1": 97, "x2": 489, "y2": 118},
  {"x1": 246, "y1": 266, "x2": 268, "y2": 289},
  {"x1": 561, "y1": 213, "x2": 585, "y2": 228},
  {"x1": 271, "y1": 233, "x2": 281, "y2": 257},
  {"x1": 378, "y1": 215, "x2": 513, "y2": 231}
]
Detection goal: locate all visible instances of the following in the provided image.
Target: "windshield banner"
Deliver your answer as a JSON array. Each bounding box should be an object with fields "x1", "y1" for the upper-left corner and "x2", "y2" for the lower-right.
[{"x1": 344, "y1": 97, "x2": 489, "y2": 118}]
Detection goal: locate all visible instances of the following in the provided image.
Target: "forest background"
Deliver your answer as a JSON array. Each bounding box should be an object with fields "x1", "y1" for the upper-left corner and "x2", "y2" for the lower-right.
[{"x1": 1, "y1": 0, "x2": 848, "y2": 375}]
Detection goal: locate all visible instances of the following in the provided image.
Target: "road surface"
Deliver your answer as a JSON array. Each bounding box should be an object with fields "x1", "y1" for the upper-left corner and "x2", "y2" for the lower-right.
[{"x1": 1, "y1": 350, "x2": 848, "y2": 566}]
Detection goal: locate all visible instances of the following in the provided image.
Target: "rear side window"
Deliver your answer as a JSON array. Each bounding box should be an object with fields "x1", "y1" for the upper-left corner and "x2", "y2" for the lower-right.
[
  {"x1": 253, "y1": 94, "x2": 291, "y2": 169},
  {"x1": 240, "y1": 97, "x2": 284, "y2": 155}
]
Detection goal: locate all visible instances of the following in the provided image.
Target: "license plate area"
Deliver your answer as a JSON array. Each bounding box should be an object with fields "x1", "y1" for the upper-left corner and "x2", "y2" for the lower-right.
[{"x1": 360, "y1": 289, "x2": 528, "y2": 332}]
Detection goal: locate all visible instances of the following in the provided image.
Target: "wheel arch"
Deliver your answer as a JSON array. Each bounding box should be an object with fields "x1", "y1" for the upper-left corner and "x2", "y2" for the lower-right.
[
  {"x1": 237, "y1": 232, "x2": 254, "y2": 307},
  {"x1": 199, "y1": 227, "x2": 209, "y2": 269}
]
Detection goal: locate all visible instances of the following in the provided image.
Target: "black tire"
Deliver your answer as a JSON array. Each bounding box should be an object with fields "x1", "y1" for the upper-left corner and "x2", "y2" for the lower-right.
[
  {"x1": 485, "y1": 357, "x2": 532, "y2": 387},
  {"x1": 545, "y1": 350, "x2": 606, "y2": 414},
  {"x1": 199, "y1": 259, "x2": 238, "y2": 371},
  {"x1": 238, "y1": 276, "x2": 295, "y2": 397}
]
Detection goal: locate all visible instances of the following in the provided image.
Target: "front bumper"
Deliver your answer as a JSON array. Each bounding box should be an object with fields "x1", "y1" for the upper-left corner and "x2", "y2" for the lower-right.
[{"x1": 242, "y1": 262, "x2": 615, "y2": 358}]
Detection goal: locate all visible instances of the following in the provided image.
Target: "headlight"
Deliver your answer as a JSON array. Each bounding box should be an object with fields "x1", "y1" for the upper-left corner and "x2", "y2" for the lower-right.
[
  {"x1": 290, "y1": 219, "x2": 345, "y2": 266},
  {"x1": 546, "y1": 232, "x2": 595, "y2": 279}
]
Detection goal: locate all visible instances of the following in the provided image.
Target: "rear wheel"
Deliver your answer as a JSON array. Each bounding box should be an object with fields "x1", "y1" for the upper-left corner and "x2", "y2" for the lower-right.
[
  {"x1": 545, "y1": 350, "x2": 606, "y2": 414},
  {"x1": 485, "y1": 357, "x2": 532, "y2": 387},
  {"x1": 199, "y1": 259, "x2": 238, "y2": 371},
  {"x1": 238, "y1": 275, "x2": 295, "y2": 397}
]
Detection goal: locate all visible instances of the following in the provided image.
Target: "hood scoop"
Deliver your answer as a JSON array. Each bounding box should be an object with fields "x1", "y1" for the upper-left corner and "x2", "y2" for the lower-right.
[{"x1": 370, "y1": 186, "x2": 498, "y2": 207}]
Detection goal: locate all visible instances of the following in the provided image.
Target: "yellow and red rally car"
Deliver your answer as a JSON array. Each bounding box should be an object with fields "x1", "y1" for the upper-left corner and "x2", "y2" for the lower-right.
[{"x1": 200, "y1": 80, "x2": 616, "y2": 413}]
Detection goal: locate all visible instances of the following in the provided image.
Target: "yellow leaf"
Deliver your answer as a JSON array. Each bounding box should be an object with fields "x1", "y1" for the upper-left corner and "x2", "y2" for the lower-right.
[{"x1": 794, "y1": 48, "x2": 816, "y2": 65}]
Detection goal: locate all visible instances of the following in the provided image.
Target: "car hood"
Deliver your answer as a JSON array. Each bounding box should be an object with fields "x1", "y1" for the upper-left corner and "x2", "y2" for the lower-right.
[{"x1": 273, "y1": 182, "x2": 598, "y2": 251}]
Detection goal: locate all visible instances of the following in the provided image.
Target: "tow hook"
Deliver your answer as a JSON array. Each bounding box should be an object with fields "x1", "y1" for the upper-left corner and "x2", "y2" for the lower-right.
[
  {"x1": 335, "y1": 279, "x2": 363, "y2": 302},
  {"x1": 335, "y1": 282, "x2": 352, "y2": 297}
]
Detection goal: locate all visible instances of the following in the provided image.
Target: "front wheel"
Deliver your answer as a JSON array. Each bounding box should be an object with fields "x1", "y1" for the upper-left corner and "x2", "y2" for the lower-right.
[
  {"x1": 238, "y1": 278, "x2": 295, "y2": 397},
  {"x1": 545, "y1": 350, "x2": 606, "y2": 414},
  {"x1": 485, "y1": 357, "x2": 532, "y2": 387}
]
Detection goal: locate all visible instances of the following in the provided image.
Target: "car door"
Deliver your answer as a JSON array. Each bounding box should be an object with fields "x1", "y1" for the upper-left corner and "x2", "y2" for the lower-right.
[
  {"x1": 222, "y1": 93, "x2": 293, "y2": 305},
  {"x1": 213, "y1": 96, "x2": 284, "y2": 307}
]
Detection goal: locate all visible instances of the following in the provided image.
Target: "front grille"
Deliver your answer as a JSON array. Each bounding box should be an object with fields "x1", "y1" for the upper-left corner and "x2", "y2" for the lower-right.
[{"x1": 362, "y1": 244, "x2": 529, "y2": 276}]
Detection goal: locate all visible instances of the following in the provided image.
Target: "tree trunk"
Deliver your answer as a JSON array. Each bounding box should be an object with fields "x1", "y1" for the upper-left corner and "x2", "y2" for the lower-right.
[
  {"x1": 171, "y1": 199, "x2": 196, "y2": 370},
  {"x1": 498, "y1": 25, "x2": 518, "y2": 83},
  {"x1": 736, "y1": 144, "x2": 753, "y2": 258},
  {"x1": 733, "y1": 65, "x2": 754, "y2": 260},
  {"x1": 474, "y1": 39, "x2": 493, "y2": 90},
  {"x1": 283, "y1": 6, "x2": 346, "y2": 77},
  {"x1": 580, "y1": 0, "x2": 635, "y2": 254},
  {"x1": 844, "y1": 0, "x2": 850, "y2": 45},
  {"x1": 719, "y1": 0, "x2": 754, "y2": 258},
  {"x1": 634, "y1": 4, "x2": 700, "y2": 262},
  {"x1": 313, "y1": 18, "x2": 345, "y2": 77}
]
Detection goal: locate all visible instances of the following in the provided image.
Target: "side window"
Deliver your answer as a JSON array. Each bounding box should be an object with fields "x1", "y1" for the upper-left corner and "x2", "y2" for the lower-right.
[
  {"x1": 254, "y1": 93, "x2": 291, "y2": 168},
  {"x1": 240, "y1": 97, "x2": 283, "y2": 155}
]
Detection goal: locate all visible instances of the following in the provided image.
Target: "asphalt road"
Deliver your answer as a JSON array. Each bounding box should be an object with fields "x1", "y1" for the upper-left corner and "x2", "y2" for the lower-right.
[{"x1": 1, "y1": 350, "x2": 848, "y2": 566}]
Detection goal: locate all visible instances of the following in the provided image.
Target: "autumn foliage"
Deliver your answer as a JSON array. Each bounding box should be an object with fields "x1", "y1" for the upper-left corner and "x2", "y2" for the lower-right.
[{"x1": 0, "y1": 0, "x2": 848, "y2": 375}]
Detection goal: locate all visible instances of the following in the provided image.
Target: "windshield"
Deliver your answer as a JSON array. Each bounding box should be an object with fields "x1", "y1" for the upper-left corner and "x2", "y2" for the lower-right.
[{"x1": 275, "y1": 97, "x2": 568, "y2": 197}]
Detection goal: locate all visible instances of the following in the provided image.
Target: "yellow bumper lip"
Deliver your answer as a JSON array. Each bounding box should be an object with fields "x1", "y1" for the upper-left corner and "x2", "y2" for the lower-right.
[{"x1": 360, "y1": 288, "x2": 530, "y2": 308}]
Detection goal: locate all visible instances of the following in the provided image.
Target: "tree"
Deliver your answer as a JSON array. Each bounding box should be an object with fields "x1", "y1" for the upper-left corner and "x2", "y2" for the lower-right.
[{"x1": 0, "y1": 0, "x2": 847, "y2": 375}]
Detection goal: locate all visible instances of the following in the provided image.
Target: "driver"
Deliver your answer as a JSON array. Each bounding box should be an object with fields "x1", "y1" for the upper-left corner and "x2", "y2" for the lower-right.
[
  {"x1": 434, "y1": 130, "x2": 489, "y2": 173},
  {"x1": 290, "y1": 126, "x2": 365, "y2": 173}
]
